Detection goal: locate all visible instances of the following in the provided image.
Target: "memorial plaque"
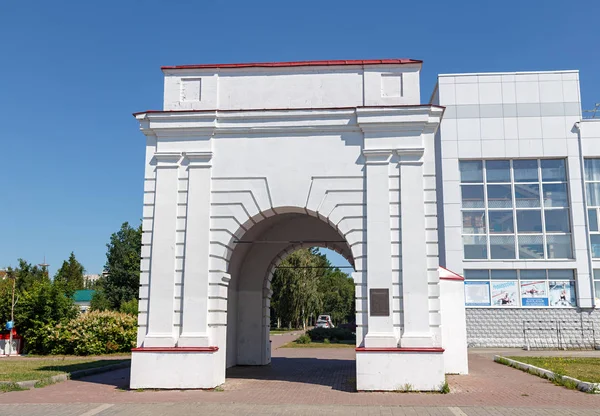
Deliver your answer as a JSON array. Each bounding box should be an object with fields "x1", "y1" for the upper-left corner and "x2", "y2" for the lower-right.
[{"x1": 369, "y1": 288, "x2": 390, "y2": 317}]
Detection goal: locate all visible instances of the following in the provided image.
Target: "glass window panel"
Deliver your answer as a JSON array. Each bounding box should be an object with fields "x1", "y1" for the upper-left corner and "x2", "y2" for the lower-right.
[
  {"x1": 548, "y1": 269, "x2": 574, "y2": 280},
  {"x1": 515, "y1": 184, "x2": 540, "y2": 208},
  {"x1": 520, "y1": 270, "x2": 547, "y2": 279},
  {"x1": 487, "y1": 185, "x2": 512, "y2": 208},
  {"x1": 516, "y1": 210, "x2": 543, "y2": 233},
  {"x1": 490, "y1": 270, "x2": 517, "y2": 279},
  {"x1": 591, "y1": 235, "x2": 600, "y2": 259},
  {"x1": 595, "y1": 269, "x2": 600, "y2": 279},
  {"x1": 518, "y1": 235, "x2": 544, "y2": 259},
  {"x1": 463, "y1": 211, "x2": 486, "y2": 234},
  {"x1": 463, "y1": 236, "x2": 488, "y2": 259},
  {"x1": 546, "y1": 235, "x2": 573, "y2": 259},
  {"x1": 543, "y1": 183, "x2": 569, "y2": 208},
  {"x1": 461, "y1": 185, "x2": 485, "y2": 208},
  {"x1": 464, "y1": 270, "x2": 489, "y2": 280},
  {"x1": 490, "y1": 235, "x2": 516, "y2": 259},
  {"x1": 488, "y1": 211, "x2": 514, "y2": 233},
  {"x1": 486, "y1": 160, "x2": 511, "y2": 183},
  {"x1": 586, "y1": 183, "x2": 600, "y2": 207},
  {"x1": 595, "y1": 281, "x2": 600, "y2": 305},
  {"x1": 588, "y1": 209, "x2": 599, "y2": 232},
  {"x1": 513, "y1": 159, "x2": 539, "y2": 182},
  {"x1": 545, "y1": 209, "x2": 571, "y2": 233},
  {"x1": 541, "y1": 159, "x2": 566, "y2": 181},
  {"x1": 460, "y1": 161, "x2": 484, "y2": 183},
  {"x1": 584, "y1": 159, "x2": 600, "y2": 181}
]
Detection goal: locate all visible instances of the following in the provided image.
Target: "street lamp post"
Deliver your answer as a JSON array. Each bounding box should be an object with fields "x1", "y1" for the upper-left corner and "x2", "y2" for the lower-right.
[{"x1": 7, "y1": 269, "x2": 16, "y2": 357}]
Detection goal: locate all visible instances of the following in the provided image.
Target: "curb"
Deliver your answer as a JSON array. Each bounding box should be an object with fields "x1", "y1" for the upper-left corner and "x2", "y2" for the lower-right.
[
  {"x1": 1, "y1": 360, "x2": 131, "y2": 390},
  {"x1": 494, "y1": 355, "x2": 600, "y2": 394}
]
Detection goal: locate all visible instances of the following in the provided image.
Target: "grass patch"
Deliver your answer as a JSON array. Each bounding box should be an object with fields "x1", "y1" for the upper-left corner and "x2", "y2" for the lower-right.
[
  {"x1": 0, "y1": 357, "x2": 129, "y2": 383},
  {"x1": 281, "y1": 340, "x2": 355, "y2": 348},
  {"x1": 506, "y1": 356, "x2": 600, "y2": 383},
  {"x1": 0, "y1": 382, "x2": 27, "y2": 393}
]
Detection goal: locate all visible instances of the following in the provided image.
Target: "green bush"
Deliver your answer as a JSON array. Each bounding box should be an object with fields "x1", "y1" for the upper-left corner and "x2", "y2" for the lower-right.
[
  {"x1": 295, "y1": 334, "x2": 311, "y2": 344},
  {"x1": 40, "y1": 310, "x2": 136, "y2": 355},
  {"x1": 307, "y1": 328, "x2": 355, "y2": 342},
  {"x1": 119, "y1": 298, "x2": 138, "y2": 315}
]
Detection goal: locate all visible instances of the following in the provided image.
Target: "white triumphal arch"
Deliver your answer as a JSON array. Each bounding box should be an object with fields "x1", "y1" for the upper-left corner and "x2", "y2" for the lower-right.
[{"x1": 130, "y1": 59, "x2": 467, "y2": 391}]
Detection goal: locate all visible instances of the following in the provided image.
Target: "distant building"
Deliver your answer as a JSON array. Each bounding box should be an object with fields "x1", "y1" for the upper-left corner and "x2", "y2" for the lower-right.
[
  {"x1": 84, "y1": 274, "x2": 102, "y2": 288},
  {"x1": 73, "y1": 290, "x2": 95, "y2": 313}
]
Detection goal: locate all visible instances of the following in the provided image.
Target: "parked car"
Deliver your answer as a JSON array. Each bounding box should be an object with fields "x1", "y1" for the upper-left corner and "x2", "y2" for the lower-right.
[
  {"x1": 315, "y1": 320, "x2": 330, "y2": 329},
  {"x1": 316, "y1": 315, "x2": 334, "y2": 328}
]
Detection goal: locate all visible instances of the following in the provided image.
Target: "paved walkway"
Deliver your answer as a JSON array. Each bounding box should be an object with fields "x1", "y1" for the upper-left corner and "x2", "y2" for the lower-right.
[{"x1": 1, "y1": 333, "x2": 598, "y2": 414}]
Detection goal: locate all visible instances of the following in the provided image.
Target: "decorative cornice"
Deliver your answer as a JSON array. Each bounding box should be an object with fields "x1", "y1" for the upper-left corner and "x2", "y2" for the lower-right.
[
  {"x1": 134, "y1": 105, "x2": 444, "y2": 138},
  {"x1": 153, "y1": 152, "x2": 182, "y2": 167},
  {"x1": 362, "y1": 149, "x2": 393, "y2": 165},
  {"x1": 183, "y1": 151, "x2": 212, "y2": 168},
  {"x1": 396, "y1": 147, "x2": 425, "y2": 165}
]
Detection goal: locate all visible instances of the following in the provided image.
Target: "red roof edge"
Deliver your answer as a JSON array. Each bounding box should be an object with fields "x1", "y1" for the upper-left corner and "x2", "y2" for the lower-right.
[
  {"x1": 161, "y1": 59, "x2": 423, "y2": 71},
  {"x1": 439, "y1": 266, "x2": 465, "y2": 281}
]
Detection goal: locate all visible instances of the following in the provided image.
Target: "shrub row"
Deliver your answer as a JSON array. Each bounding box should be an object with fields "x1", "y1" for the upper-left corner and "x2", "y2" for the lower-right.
[
  {"x1": 37, "y1": 310, "x2": 136, "y2": 355},
  {"x1": 307, "y1": 327, "x2": 355, "y2": 342}
]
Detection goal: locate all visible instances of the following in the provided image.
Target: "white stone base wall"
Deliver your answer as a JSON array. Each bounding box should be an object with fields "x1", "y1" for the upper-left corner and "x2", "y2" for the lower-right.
[{"x1": 466, "y1": 308, "x2": 600, "y2": 348}]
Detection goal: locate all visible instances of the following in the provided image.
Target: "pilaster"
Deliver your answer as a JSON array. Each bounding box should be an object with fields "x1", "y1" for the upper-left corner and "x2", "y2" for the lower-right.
[
  {"x1": 144, "y1": 152, "x2": 181, "y2": 347},
  {"x1": 178, "y1": 152, "x2": 213, "y2": 347},
  {"x1": 397, "y1": 147, "x2": 435, "y2": 347},
  {"x1": 363, "y1": 149, "x2": 397, "y2": 348}
]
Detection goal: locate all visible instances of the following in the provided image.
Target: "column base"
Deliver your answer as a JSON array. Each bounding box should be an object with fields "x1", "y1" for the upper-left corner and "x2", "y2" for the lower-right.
[
  {"x1": 400, "y1": 332, "x2": 435, "y2": 348},
  {"x1": 356, "y1": 348, "x2": 445, "y2": 391},
  {"x1": 142, "y1": 334, "x2": 176, "y2": 347},
  {"x1": 177, "y1": 334, "x2": 210, "y2": 347},
  {"x1": 130, "y1": 348, "x2": 223, "y2": 389},
  {"x1": 363, "y1": 332, "x2": 398, "y2": 348}
]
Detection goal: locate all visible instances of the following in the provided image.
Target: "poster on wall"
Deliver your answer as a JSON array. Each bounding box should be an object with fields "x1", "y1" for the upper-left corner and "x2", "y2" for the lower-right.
[
  {"x1": 491, "y1": 281, "x2": 518, "y2": 306},
  {"x1": 549, "y1": 281, "x2": 576, "y2": 307},
  {"x1": 464, "y1": 281, "x2": 490, "y2": 306},
  {"x1": 520, "y1": 280, "x2": 549, "y2": 306}
]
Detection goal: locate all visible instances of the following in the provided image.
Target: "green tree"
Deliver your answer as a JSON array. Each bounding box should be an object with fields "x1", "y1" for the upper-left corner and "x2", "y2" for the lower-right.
[
  {"x1": 271, "y1": 248, "x2": 325, "y2": 329},
  {"x1": 101, "y1": 222, "x2": 142, "y2": 310},
  {"x1": 13, "y1": 259, "x2": 49, "y2": 292},
  {"x1": 14, "y1": 278, "x2": 78, "y2": 353},
  {"x1": 319, "y1": 269, "x2": 355, "y2": 324},
  {"x1": 270, "y1": 248, "x2": 355, "y2": 329},
  {"x1": 54, "y1": 252, "x2": 85, "y2": 294}
]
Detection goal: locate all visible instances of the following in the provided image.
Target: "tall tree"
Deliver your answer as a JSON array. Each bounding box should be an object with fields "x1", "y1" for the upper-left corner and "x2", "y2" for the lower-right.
[
  {"x1": 100, "y1": 222, "x2": 142, "y2": 310},
  {"x1": 54, "y1": 252, "x2": 85, "y2": 294},
  {"x1": 270, "y1": 248, "x2": 355, "y2": 329}
]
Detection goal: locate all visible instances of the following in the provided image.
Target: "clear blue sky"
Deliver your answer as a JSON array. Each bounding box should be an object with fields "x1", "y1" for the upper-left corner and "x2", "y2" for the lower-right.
[{"x1": 1, "y1": 1, "x2": 598, "y2": 274}]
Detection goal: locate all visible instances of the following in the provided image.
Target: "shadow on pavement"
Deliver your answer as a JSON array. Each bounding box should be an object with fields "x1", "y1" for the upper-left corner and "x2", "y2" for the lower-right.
[{"x1": 227, "y1": 356, "x2": 356, "y2": 392}]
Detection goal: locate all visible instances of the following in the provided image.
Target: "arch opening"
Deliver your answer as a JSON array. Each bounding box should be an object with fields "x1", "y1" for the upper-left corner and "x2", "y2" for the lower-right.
[{"x1": 224, "y1": 210, "x2": 358, "y2": 370}]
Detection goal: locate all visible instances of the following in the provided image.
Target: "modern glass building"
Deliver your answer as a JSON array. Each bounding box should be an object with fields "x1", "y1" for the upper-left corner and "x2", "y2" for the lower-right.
[{"x1": 431, "y1": 71, "x2": 600, "y2": 347}]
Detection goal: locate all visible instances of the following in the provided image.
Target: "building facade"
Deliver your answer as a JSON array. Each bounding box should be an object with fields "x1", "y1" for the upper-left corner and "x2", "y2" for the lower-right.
[
  {"x1": 131, "y1": 59, "x2": 598, "y2": 391},
  {"x1": 130, "y1": 59, "x2": 469, "y2": 391},
  {"x1": 433, "y1": 71, "x2": 600, "y2": 348}
]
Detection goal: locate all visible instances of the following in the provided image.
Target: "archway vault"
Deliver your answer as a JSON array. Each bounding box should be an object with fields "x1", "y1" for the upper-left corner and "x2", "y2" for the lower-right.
[{"x1": 223, "y1": 209, "x2": 361, "y2": 368}]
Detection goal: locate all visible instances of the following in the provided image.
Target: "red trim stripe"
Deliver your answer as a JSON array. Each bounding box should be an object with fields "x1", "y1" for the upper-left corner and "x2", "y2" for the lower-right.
[
  {"x1": 355, "y1": 347, "x2": 444, "y2": 353},
  {"x1": 132, "y1": 104, "x2": 445, "y2": 118},
  {"x1": 161, "y1": 59, "x2": 422, "y2": 71},
  {"x1": 438, "y1": 266, "x2": 465, "y2": 281},
  {"x1": 440, "y1": 276, "x2": 465, "y2": 282},
  {"x1": 132, "y1": 346, "x2": 218, "y2": 353}
]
